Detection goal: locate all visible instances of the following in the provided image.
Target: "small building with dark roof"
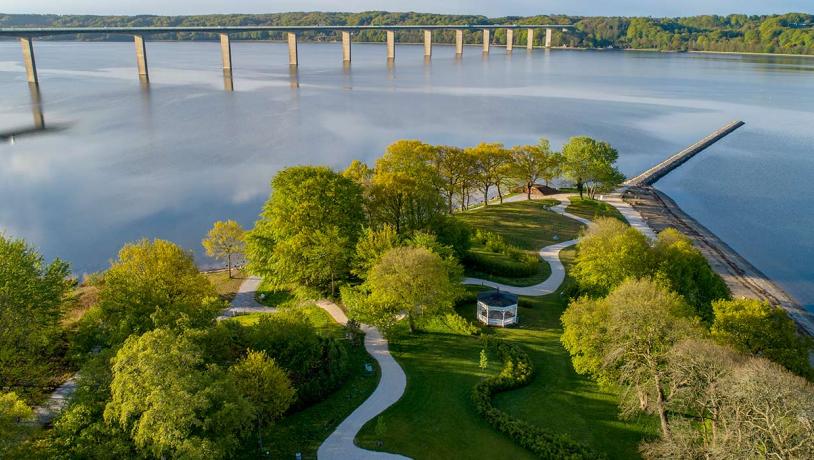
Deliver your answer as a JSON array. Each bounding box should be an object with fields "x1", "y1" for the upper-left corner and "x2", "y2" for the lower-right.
[{"x1": 476, "y1": 289, "x2": 519, "y2": 327}]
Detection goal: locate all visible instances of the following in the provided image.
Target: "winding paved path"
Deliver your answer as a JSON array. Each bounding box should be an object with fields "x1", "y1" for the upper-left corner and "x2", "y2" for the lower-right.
[
  {"x1": 315, "y1": 301, "x2": 409, "y2": 460},
  {"x1": 218, "y1": 276, "x2": 277, "y2": 319},
  {"x1": 462, "y1": 195, "x2": 592, "y2": 295}
]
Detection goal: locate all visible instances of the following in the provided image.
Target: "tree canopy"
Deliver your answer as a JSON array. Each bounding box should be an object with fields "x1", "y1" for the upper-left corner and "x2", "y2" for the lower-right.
[
  {"x1": 0, "y1": 234, "x2": 71, "y2": 399},
  {"x1": 561, "y1": 136, "x2": 624, "y2": 199},
  {"x1": 246, "y1": 166, "x2": 365, "y2": 295},
  {"x1": 93, "y1": 238, "x2": 220, "y2": 347},
  {"x1": 711, "y1": 298, "x2": 813, "y2": 379},
  {"x1": 202, "y1": 220, "x2": 246, "y2": 278},
  {"x1": 357, "y1": 246, "x2": 462, "y2": 333}
]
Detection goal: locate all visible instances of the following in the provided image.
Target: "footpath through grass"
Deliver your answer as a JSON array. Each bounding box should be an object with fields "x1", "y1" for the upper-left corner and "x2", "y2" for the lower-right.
[
  {"x1": 566, "y1": 196, "x2": 627, "y2": 223},
  {"x1": 458, "y1": 200, "x2": 583, "y2": 287},
  {"x1": 229, "y1": 306, "x2": 380, "y2": 460},
  {"x1": 355, "y1": 201, "x2": 656, "y2": 459}
]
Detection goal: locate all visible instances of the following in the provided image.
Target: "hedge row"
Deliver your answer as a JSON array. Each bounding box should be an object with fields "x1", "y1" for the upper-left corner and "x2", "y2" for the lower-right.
[
  {"x1": 471, "y1": 341, "x2": 604, "y2": 459},
  {"x1": 463, "y1": 251, "x2": 540, "y2": 278}
]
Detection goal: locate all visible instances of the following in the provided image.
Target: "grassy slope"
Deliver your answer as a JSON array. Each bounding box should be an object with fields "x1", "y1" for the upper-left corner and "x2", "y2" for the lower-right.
[
  {"x1": 566, "y1": 196, "x2": 627, "y2": 223},
  {"x1": 356, "y1": 201, "x2": 656, "y2": 459},
  {"x1": 229, "y1": 307, "x2": 380, "y2": 460},
  {"x1": 457, "y1": 200, "x2": 583, "y2": 286},
  {"x1": 202, "y1": 269, "x2": 246, "y2": 302}
]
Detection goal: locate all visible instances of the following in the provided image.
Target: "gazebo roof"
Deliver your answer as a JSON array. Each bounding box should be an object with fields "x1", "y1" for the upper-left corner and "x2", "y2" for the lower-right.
[{"x1": 477, "y1": 290, "x2": 518, "y2": 307}]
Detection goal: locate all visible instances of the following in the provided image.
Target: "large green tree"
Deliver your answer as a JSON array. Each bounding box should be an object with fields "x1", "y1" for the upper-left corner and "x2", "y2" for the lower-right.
[
  {"x1": 229, "y1": 350, "x2": 295, "y2": 453},
  {"x1": 246, "y1": 166, "x2": 365, "y2": 294},
  {"x1": 105, "y1": 328, "x2": 253, "y2": 459},
  {"x1": 467, "y1": 142, "x2": 512, "y2": 205},
  {"x1": 711, "y1": 298, "x2": 813, "y2": 379},
  {"x1": 653, "y1": 228, "x2": 730, "y2": 323},
  {"x1": 571, "y1": 217, "x2": 652, "y2": 295},
  {"x1": 0, "y1": 235, "x2": 71, "y2": 398},
  {"x1": 364, "y1": 246, "x2": 461, "y2": 333},
  {"x1": 561, "y1": 136, "x2": 624, "y2": 198},
  {"x1": 561, "y1": 278, "x2": 701, "y2": 437},
  {"x1": 510, "y1": 139, "x2": 560, "y2": 199},
  {"x1": 431, "y1": 145, "x2": 471, "y2": 213},
  {"x1": 368, "y1": 140, "x2": 446, "y2": 234},
  {"x1": 93, "y1": 238, "x2": 219, "y2": 347}
]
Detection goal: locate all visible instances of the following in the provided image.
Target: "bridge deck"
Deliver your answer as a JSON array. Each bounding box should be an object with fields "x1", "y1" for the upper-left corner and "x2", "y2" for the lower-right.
[{"x1": 0, "y1": 24, "x2": 574, "y2": 38}]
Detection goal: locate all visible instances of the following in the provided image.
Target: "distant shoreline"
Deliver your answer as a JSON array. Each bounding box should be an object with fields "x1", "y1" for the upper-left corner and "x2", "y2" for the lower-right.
[{"x1": 3, "y1": 37, "x2": 812, "y2": 59}]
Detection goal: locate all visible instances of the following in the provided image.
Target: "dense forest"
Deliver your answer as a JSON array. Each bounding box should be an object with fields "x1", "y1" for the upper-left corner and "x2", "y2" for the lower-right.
[{"x1": 1, "y1": 11, "x2": 813, "y2": 55}]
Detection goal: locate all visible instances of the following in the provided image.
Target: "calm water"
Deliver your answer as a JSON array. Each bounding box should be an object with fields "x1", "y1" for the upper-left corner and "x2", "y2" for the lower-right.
[{"x1": 1, "y1": 41, "x2": 812, "y2": 309}]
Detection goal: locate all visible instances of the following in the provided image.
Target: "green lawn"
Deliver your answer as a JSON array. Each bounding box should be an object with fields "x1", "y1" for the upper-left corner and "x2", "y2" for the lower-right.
[
  {"x1": 228, "y1": 306, "x2": 380, "y2": 460},
  {"x1": 458, "y1": 200, "x2": 584, "y2": 286},
  {"x1": 202, "y1": 269, "x2": 246, "y2": 302},
  {"x1": 354, "y1": 202, "x2": 655, "y2": 459},
  {"x1": 356, "y1": 322, "x2": 534, "y2": 459},
  {"x1": 566, "y1": 196, "x2": 627, "y2": 223}
]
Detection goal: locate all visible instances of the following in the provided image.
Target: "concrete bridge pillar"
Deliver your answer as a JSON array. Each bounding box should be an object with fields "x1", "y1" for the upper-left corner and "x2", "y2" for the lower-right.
[
  {"x1": 287, "y1": 32, "x2": 298, "y2": 66},
  {"x1": 133, "y1": 35, "x2": 148, "y2": 81},
  {"x1": 423, "y1": 30, "x2": 432, "y2": 58},
  {"x1": 455, "y1": 30, "x2": 464, "y2": 55},
  {"x1": 545, "y1": 28, "x2": 553, "y2": 48},
  {"x1": 482, "y1": 29, "x2": 490, "y2": 53},
  {"x1": 506, "y1": 29, "x2": 514, "y2": 52},
  {"x1": 386, "y1": 30, "x2": 395, "y2": 61},
  {"x1": 219, "y1": 33, "x2": 232, "y2": 72},
  {"x1": 342, "y1": 31, "x2": 351, "y2": 62},
  {"x1": 19, "y1": 37, "x2": 38, "y2": 84},
  {"x1": 527, "y1": 29, "x2": 535, "y2": 50}
]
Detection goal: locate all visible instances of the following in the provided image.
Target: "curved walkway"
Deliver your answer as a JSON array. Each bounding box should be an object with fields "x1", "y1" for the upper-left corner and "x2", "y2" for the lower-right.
[
  {"x1": 462, "y1": 195, "x2": 592, "y2": 296},
  {"x1": 316, "y1": 301, "x2": 409, "y2": 460},
  {"x1": 218, "y1": 276, "x2": 277, "y2": 319}
]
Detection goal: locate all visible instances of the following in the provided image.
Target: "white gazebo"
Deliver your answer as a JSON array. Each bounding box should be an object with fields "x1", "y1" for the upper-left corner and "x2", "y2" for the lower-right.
[{"x1": 477, "y1": 290, "x2": 519, "y2": 327}]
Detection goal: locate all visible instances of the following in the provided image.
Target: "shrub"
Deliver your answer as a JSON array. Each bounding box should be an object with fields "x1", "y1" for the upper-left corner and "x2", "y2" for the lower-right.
[
  {"x1": 471, "y1": 340, "x2": 603, "y2": 459},
  {"x1": 418, "y1": 313, "x2": 479, "y2": 336},
  {"x1": 464, "y1": 251, "x2": 540, "y2": 278}
]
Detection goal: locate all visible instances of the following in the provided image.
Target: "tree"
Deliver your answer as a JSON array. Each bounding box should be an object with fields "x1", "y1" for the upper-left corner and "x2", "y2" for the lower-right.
[
  {"x1": 105, "y1": 329, "x2": 252, "y2": 459},
  {"x1": 561, "y1": 136, "x2": 624, "y2": 198},
  {"x1": 229, "y1": 350, "x2": 296, "y2": 453},
  {"x1": 652, "y1": 228, "x2": 730, "y2": 323},
  {"x1": 246, "y1": 166, "x2": 365, "y2": 294},
  {"x1": 479, "y1": 349, "x2": 488, "y2": 371},
  {"x1": 0, "y1": 235, "x2": 70, "y2": 399},
  {"x1": 711, "y1": 298, "x2": 813, "y2": 379},
  {"x1": 352, "y1": 225, "x2": 400, "y2": 280},
  {"x1": 202, "y1": 220, "x2": 246, "y2": 278},
  {"x1": 571, "y1": 217, "x2": 652, "y2": 295},
  {"x1": 510, "y1": 139, "x2": 560, "y2": 200},
  {"x1": 0, "y1": 392, "x2": 34, "y2": 455},
  {"x1": 368, "y1": 140, "x2": 446, "y2": 234},
  {"x1": 561, "y1": 279, "x2": 701, "y2": 437},
  {"x1": 643, "y1": 353, "x2": 814, "y2": 459},
  {"x1": 467, "y1": 142, "x2": 511, "y2": 205},
  {"x1": 95, "y1": 239, "x2": 220, "y2": 346},
  {"x1": 431, "y1": 145, "x2": 470, "y2": 213},
  {"x1": 366, "y1": 247, "x2": 462, "y2": 332}
]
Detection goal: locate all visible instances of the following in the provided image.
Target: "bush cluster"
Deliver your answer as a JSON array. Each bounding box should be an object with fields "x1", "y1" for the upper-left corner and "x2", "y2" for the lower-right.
[
  {"x1": 418, "y1": 313, "x2": 479, "y2": 336},
  {"x1": 471, "y1": 340, "x2": 603, "y2": 459},
  {"x1": 467, "y1": 230, "x2": 540, "y2": 278}
]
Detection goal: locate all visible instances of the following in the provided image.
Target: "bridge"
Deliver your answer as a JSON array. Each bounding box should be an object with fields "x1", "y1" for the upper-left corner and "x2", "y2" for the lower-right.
[{"x1": 0, "y1": 24, "x2": 575, "y2": 87}]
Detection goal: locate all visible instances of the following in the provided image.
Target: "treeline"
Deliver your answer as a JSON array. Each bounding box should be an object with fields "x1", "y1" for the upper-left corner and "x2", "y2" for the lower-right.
[
  {"x1": 562, "y1": 218, "x2": 814, "y2": 457},
  {"x1": 1, "y1": 11, "x2": 813, "y2": 55}
]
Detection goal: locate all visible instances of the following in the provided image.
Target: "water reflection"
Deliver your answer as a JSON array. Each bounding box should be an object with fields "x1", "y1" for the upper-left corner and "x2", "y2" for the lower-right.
[
  {"x1": 0, "y1": 83, "x2": 67, "y2": 143},
  {"x1": 222, "y1": 69, "x2": 234, "y2": 92}
]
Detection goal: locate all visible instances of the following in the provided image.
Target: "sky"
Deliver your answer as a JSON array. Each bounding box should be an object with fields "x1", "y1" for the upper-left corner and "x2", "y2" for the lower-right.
[{"x1": 1, "y1": 0, "x2": 811, "y2": 18}]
